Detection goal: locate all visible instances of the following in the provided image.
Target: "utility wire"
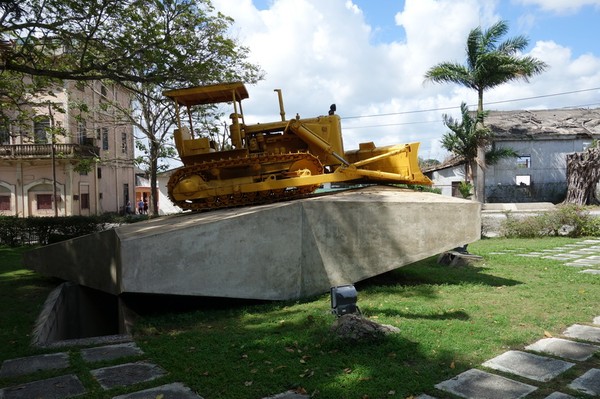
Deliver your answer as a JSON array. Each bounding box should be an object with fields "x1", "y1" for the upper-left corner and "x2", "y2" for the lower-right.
[{"x1": 340, "y1": 87, "x2": 600, "y2": 120}]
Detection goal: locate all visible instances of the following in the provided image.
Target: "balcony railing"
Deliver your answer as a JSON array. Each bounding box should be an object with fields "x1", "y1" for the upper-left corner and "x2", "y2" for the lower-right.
[{"x1": 0, "y1": 143, "x2": 99, "y2": 159}]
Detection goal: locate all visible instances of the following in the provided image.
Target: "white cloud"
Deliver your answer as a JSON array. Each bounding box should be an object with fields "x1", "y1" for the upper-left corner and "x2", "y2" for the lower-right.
[
  {"x1": 515, "y1": 0, "x2": 600, "y2": 14},
  {"x1": 209, "y1": 0, "x2": 600, "y2": 160}
]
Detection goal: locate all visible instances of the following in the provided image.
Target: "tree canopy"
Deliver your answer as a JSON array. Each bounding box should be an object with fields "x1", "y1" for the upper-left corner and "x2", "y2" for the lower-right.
[
  {"x1": 424, "y1": 20, "x2": 547, "y2": 113},
  {"x1": 1, "y1": 0, "x2": 261, "y2": 86}
]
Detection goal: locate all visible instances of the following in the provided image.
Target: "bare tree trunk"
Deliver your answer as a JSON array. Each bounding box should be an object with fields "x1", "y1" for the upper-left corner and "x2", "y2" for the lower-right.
[{"x1": 564, "y1": 146, "x2": 600, "y2": 205}]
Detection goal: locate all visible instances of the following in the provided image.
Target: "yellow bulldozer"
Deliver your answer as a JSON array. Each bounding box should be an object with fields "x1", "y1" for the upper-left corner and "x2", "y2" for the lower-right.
[{"x1": 163, "y1": 82, "x2": 431, "y2": 211}]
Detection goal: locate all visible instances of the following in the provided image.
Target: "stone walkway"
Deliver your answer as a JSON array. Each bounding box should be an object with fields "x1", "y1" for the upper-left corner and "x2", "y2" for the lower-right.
[
  {"x1": 1, "y1": 239, "x2": 599, "y2": 399},
  {"x1": 490, "y1": 238, "x2": 600, "y2": 275}
]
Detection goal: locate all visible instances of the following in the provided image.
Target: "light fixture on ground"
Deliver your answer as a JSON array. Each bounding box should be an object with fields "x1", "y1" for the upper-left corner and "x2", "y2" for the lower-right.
[{"x1": 330, "y1": 284, "x2": 360, "y2": 317}]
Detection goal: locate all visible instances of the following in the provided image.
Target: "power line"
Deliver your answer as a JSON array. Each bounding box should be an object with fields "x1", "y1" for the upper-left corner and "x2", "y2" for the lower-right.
[
  {"x1": 340, "y1": 87, "x2": 600, "y2": 120},
  {"x1": 342, "y1": 101, "x2": 600, "y2": 131}
]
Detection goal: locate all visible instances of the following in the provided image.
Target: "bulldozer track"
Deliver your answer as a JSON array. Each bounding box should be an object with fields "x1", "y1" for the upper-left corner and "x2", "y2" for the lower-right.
[{"x1": 167, "y1": 152, "x2": 323, "y2": 211}]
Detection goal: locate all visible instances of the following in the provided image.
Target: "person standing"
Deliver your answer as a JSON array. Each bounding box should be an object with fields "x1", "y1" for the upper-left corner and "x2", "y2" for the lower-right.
[{"x1": 138, "y1": 199, "x2": 144, "y2": 214}]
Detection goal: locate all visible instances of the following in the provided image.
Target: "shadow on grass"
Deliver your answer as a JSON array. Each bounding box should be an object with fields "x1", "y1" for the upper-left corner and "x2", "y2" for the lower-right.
[{"x1": 358, "y1": 255, "x2": 522, "y2": 292}]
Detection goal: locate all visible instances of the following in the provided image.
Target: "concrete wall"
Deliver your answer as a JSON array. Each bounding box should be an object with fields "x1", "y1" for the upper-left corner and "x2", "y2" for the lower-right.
[
  {"x1": 26, "y1": 187, "x2": 481, "y2": 301},
  {"x1": 486, "y1": 139, "x2": 592, "y2": 203}
]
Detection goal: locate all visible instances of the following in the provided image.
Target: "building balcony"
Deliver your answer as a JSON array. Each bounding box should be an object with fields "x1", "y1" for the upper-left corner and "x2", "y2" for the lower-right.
[{"x1": 0, "y1": 143, "x2": 100, "y2": 159}]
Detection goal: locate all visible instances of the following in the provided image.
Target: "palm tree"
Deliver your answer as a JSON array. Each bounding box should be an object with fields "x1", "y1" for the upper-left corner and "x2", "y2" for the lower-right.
[
  {"x1": 441, "y1": 102, "x2": 489, "y2": 186},
  {"x1": 425, "y1": 20, "x2": 547, "y2": 201},
  {"x1": 442, "y1": 102, "x2": 517, "y2": 197}
]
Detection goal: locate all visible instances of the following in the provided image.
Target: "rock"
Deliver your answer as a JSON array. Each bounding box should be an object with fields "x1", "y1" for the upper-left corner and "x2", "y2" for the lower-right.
[
  {"x1": 330, "y1": 314, "x2": 400, "y2": 341},
  {"x1": 438, "y1": 250, "x2": 483, "y2": 267}
]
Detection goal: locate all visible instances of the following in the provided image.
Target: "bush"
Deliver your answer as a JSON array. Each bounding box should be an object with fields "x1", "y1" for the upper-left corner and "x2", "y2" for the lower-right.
[
  {"x1": 0, "y1": 213, "x2": 149, "y2": 247},
  {"x1": 499, "y1": 204, "x2": 598, "y2": 238}
]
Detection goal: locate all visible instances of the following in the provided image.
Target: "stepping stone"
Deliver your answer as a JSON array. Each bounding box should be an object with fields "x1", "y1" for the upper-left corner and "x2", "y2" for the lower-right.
[
  {"x1": 0, "y1": 374, "x2": 85, "y2": 399},
  {"x1": 434, "y1": 368, "x2": 537, "y2": 399},
  {"x1": 594, "y1": 316, "x2": 600, "y2": 325},
  {"x1": 112, "y1": 382, "x2": 202, "y2": 398},
  {"x1": 482, "y1": 350, "x2": 574, "y2": 382},
  {"x1": 415, "y1": 395, "x2": 438, "y2": 399},
  {"x1": 90, "y1": 361, "x2": 166, "y2": 390},
  {"x1": 543, "y1": 393, "x2": 575, "y2": 399},
  {"x1": 580, "y1": 269, "x2": 600, "y2": 274},
  {"x1": 262, "y1": 390, "x2": 310, "y2": 399},
  {"x1": 0, "y1": 352, "x2": 69, "y2": 378},
  {"x1": 563, "y1": 324, "x2": 600, "y2": 343},
  {"x1": 81, "y1": 342, "x2": 144, "y2": 363},
  {"x1": 568, "y1": 368, "x2": 600, "y2": 396},
  {"x1": 525, "y1": 337, "x2": 599, "y2": 361}
]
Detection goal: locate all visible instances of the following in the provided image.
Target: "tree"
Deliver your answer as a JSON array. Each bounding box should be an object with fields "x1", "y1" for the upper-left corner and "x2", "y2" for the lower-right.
[
  {"x1": 441, "y1": 102, "x2": 518, "y2": 199},
  {"x1": 425, "y1": 20, "x2": 547, "y2": 202},
  {"x1": 565, "y1": 144, "x2": 600, "y2": 205},
  {"x1": 441, "y1": 102, "x2": 490, "y2": 187},
  {"x1": 2, "y1": 0, "x2": 263, "y2": 216}
]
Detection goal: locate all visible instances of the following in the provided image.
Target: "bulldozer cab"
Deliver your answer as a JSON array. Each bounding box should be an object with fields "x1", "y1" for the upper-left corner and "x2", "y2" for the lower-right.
[{"x1": 163, "y1": 82, "x2": 250, "y2": 155}]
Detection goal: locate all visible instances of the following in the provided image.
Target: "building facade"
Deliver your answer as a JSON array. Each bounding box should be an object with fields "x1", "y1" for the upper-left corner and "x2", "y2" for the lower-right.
[
  {"x1": 425, "y1": 108, "x2": 600, "y2": 203},
  {"x1": 0, "y1": 81, "x2": 136, "y2": 217}
]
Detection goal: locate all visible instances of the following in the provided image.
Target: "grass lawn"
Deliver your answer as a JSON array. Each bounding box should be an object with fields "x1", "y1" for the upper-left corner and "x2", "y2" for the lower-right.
[{"x1": 1, "y1": 237, "x2": 599, "y2": 398}]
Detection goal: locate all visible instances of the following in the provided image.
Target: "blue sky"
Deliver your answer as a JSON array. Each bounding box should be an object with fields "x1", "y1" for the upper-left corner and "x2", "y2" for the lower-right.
[{"x1": 212, "y1": 0, "x2": 600, "y2": 160}]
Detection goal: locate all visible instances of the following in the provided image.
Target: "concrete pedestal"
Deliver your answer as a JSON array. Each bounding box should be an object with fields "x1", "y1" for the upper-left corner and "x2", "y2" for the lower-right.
[{"x1": 25, "y1": 187, "x2": 481, "y2": 300}]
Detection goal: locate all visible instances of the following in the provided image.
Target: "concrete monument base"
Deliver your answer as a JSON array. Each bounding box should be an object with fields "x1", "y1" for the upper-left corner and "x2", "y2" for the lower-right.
[{"x1": 25, "y1": 186, "x2": 481, "y2": 300}]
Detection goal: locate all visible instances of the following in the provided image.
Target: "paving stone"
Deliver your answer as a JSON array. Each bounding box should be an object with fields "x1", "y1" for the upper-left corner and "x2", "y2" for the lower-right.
[
  {"x1": 482, "y1": 350, "x2": 574, "y2": 382},
  {"x1": 0, "y1": 374, "x2": 85, "y2": 399},
  {"x1": 594, "y1": 316, "x2": 600, "y2": 325},
  {"x1": 563, "y1": 324, "x2": 600, "y2": 343},
  {"x1": 415, "y1": 395, "x2": 438, "y2": 399},
  {"x1": 568, "y1": 368, "x2": 600, "y2": 396},
  {"x1": 564, "y1": 262, "x2": 591, "y2": 267},
  {"x1": 543, "y1": 393, "x2": 575, "y2": 399},
  {"x1": 90, "y1": 361, "x2": 167, "y2": 390},
  {"x1": 517, "y1": 253, "x2": 545, "y2": 257},
  {"x1": 434, "y1": 368, "x2": 537, "y2": 399},
  {"x1": 0, "y1": 352, "x2": 69, "y2": 378},
  {"x1": 261, "y1": 390, "x2": 310, "y2": 399},
  {"x1": 525, "y1": 337, "x2": 599, "y2": 361},
  {"x1": 568, "y1": 257, "x2": 600, "y2": 264},
  {"x1": 580, "y1": 269, "x2": 600, "y2": 274},
  {"x1": 112, "y1": 382, "x2": 203, "y2": 398},
  {"x1": 82, "y1": 342, "x2": 144, "y2": 363}
]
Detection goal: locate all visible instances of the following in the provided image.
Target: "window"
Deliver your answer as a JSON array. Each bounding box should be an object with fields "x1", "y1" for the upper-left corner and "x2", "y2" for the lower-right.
[
  {"x1": 516, "y1": 156, "x2": 531, "y2": 169},
  {"x1": 81, "y1": 193, "x2": 90, "y2": 209},
  {"x1": 0, "y1": 195, "x2": 10, "y2": 210},
  {"x1": 121, "y1": 132, "x2": 128, "y2": 154},
  {"x1": 37, "y1": 194, "x2": 53, "y2": 210},
  {"x1": 34, "y1": 117, "x2": 50, "y2": 144},
  {"x1": 78, "y1": 120, "x2": 87, "y2": 144},
  {"x1": 516, "y1": 175, "x2": 531, "y2": 186},
  {"x1": 97, "y1": 167, "x2": 102, "y2": 179},
  {"x1": 0, "y1": 124, "x2": 9, "y2": 145},
  {"x1": 102, "y1": 127, "x2": 109, "y2": 150}
]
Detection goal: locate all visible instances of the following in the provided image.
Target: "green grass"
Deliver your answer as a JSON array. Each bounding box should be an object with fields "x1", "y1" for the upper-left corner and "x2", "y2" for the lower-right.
[{"x1": 1, "y1": 238, "x2": 599, "y2": 398}]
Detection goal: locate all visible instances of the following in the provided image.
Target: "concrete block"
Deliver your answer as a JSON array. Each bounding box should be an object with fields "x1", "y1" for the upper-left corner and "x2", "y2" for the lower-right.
[
  {"x1": 90, "y1": 361, "x2": 166, "y2": 390},
  {"x1": 563, "y1": 324, "x2": 600, "y2": 343},
  {"x1": 525, "y1": 338, "x2": 599, "y2": 361},
  {"x1": 112, "y1": 382, "x2": 202, "y2": 399},
  {"x1": 568, "y1": 368, "x2": 600, "y2": 396},
  {"x1": 261, "y1": 391, "x2": 310, "y2": 399},
  {"x1": 435, "y1": 368, "x2": 537, "y2": 399},
  {"x1": 81, "y1": 342, "x2": 143, "y2": 363},
  {"x1": 482, "y1": 350, "x2": 574, "y2": 382},
  {"x1": 594, "y1": 316, "x2": 600, "y2": 325},
  {"x1": 543, "y1": 393, "x2": 576, "y2": 399},
  {"x1": 25, "y1": 187, "x2": 481, "y2": 300},
  {"x1": 0, "y1": 374, "x2": 85, "y2": 399},
  {"x1": 0, "y1": 353, "x2": 69, "y2": 378}
]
